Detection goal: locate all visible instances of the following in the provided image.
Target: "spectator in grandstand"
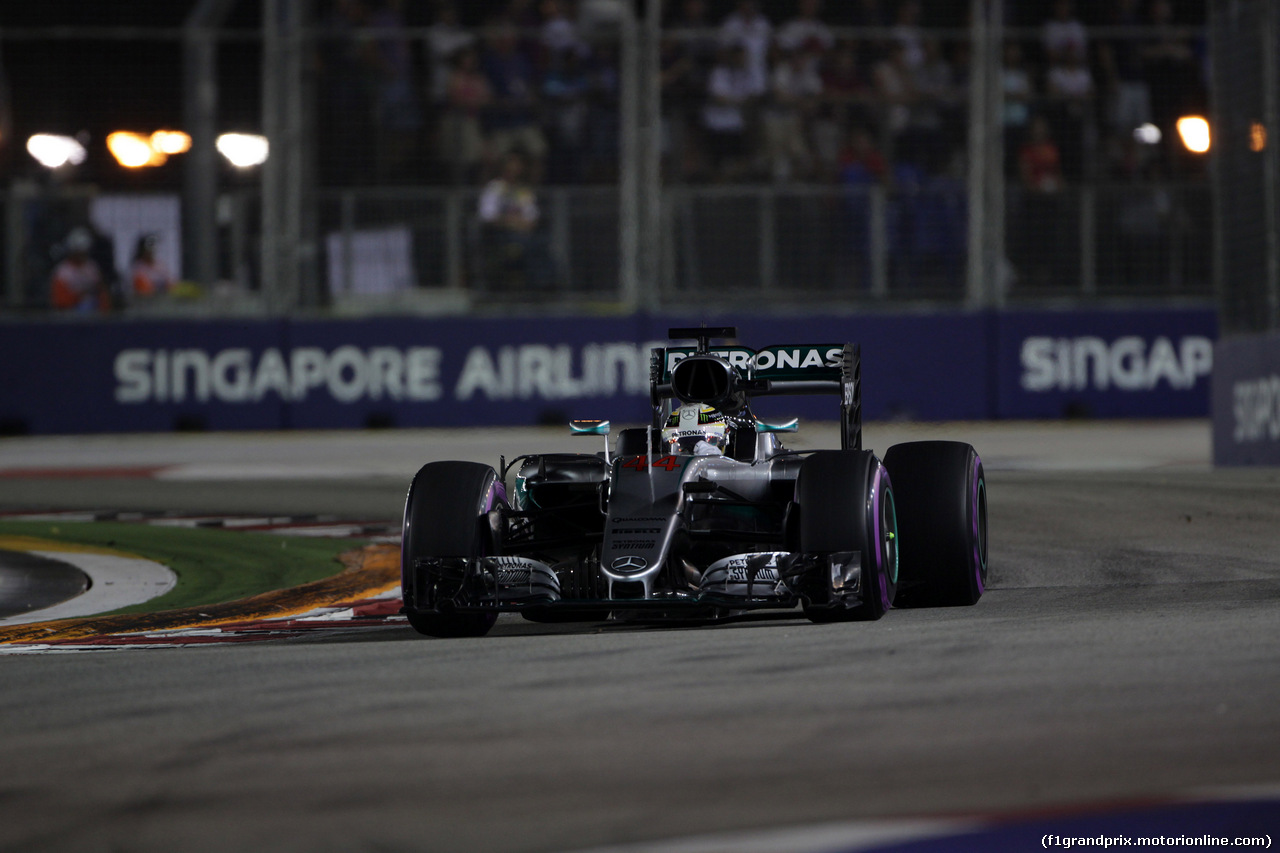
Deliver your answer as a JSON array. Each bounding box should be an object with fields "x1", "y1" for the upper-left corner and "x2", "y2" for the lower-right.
[
  {"x1": 1046, "y1": 43, "x2": 1094, "y2": 179},
  {"x1": 369, "y1": 0, "x2": 423, "y2": 182},
  {"x1": 478, "y1": 149, "x2": 556, "y2": 290},
  {"x1": 1002, "y1": 41, "x2": 1034, "y2": 157},
  {"x1": 480, "y1": 17, "x2": 548, "y2": 179},
  {"x1": 848, "y1": 0, "x2": 890, "y2": 27},
  {"x1": 542, "y1": 47, "x2": 590, "y2": 183},
  {"x1": 812, "y1": 40, "x2": 870, "y2": 177},
  {"x1": 837, "y1": 125, "x2": 889, "y2": 186},
  {"x1": 50, "y1": 227, "x2": 107, "y2": 313},
  {"x1": 777, "y1": 0, "x2": 834, "y2": 72},
  {"x1": 702, "y1": 44, "x2": 766, "y2": 181},
  {"x1": 718, "y1": 0, "x2": 772, "y2": 93},
  {"x1": 667, "y1": 0, "x2": 717, "y2": 60},
  {"x1": 426, "y1": 2, "x2": 476, "y2": 105},
  {"x1": 821, "y1": 40, "x2": 866, "y2": 105},
  {"x1": 1020, "y1": 116, "x2": 1063, "y2": 195},
  {"x1": 1139, "y1": 0, "x2": 1199, "y2": 131},
  {"x1": 1048, "y1": 46, "x2": 1094, "y2": 103},
  {"x1": 872, "y1": 41, "x2": 917, "y2": 151},
  {"x1": 1043, "y1": 0, "x2": 1088, "y2": 67},
  {"x1": 664, "y1": 0, "x2": 717, "y2": 99},
  {"x1": 890, "y1": 0, "x2": 925, "y2": 71},
  {"x1": 1016, "y1": 115, "x2": 1066, "y2": 288},
  {"x1": 764, "y1": 46, "x2": 823, "y2": 181},
  {"x1": 1097, "y1": 0, "x2": 1152, "y2": 134},
  {"x1": 663, "y1": 0, "x2": 718, "y2": 181},
  {"x1": 127, "y1": 234, "x2": 173, "y2": 304},
  {"x1": 540, "y1": 0, "x2": 589, "y2": 62},
  {"x1": 441, "y1": 47, "x2": 492, "y2": 182},
  {"x1": 910, "y1": 37, "x2": 961, "y2": 172},
  {"x1": 319, "y1": 0, "x2": 378, "y2": 183},
  {"x1": 836, "y1": 126, "x2": 888, "y2": 290},
  {"x1": 505, "y1": 0, "x2": 542, "y2": 29}
]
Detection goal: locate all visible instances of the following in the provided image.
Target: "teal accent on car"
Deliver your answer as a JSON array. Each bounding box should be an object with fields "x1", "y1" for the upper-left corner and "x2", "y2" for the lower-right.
[
  {"x1": 757, "y1": 419, "x2": 799, "y2": 433},
  {"x1": 570, "y1": 419, "x2": 611, "y2": 436}
]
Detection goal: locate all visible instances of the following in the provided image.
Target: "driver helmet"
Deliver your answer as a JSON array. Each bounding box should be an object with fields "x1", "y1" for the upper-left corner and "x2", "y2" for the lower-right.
[{"x1": 662, "y1": 404, "x2": 729, "y2": 456}]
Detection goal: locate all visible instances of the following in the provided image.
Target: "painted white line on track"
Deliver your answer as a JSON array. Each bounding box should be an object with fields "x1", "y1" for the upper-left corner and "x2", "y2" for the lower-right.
[{"x1": 0, "y1": 551, "x2": 176, "y2": 626}]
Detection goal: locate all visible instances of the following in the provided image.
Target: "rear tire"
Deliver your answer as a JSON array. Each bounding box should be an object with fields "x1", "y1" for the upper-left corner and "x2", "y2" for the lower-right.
[
  {"x1": 796, "y1": 450, "x2": 898, "y2": 622},
  {"x1": 883, "y1": 441, "x2": 987, "y2": 607},
  {"x1": 401, "y1": 461, "x2": 503, "y2": 637}
]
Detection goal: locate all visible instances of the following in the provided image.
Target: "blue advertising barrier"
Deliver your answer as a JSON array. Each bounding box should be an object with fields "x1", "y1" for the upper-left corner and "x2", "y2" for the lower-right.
[
  {"x1": 0, "y1": 308, "x2": 1214, "y2": 435},
  {"x1": 994, "y1": 308, "x2": 1216, "y2": 419},
  {"x1": 1212, "y1": 333, "x2": 1280, "y2": 466}
]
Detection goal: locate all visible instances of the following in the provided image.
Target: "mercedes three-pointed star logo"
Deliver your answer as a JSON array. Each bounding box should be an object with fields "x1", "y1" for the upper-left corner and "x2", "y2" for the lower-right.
[{"x1": 610, "y1": 555, "x2": 648, "y2": 572}]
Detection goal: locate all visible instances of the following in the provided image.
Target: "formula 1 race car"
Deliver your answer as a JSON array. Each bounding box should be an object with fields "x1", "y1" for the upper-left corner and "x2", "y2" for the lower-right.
[{"x1": 401, "y1": 327, "x2": 988, "y2": 637}]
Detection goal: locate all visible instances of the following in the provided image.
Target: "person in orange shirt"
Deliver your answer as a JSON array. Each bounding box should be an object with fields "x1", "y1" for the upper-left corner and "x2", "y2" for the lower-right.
[
  {"x1": 50, "y1": 228, "x2": 108, "y2": 312},
  {"x1": 128, "y1": 234, "x2": 173, "y2": 301}
]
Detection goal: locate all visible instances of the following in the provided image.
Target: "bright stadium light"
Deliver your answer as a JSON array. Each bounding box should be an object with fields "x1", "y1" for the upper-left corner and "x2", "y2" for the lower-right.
[
  {"x1": 1176, "y1": 116, "x2": 1211, "y2": 153},
  {"x1": 27, "y1": 134, "x2": 87, "y2": 169},
  {"x1": 150, "y1": 130, "x2": 192, "y2": 155},
  {"x1": 107, "y1": 131, "x2": 167, "y2": 168},
  {"x1": 216, "y1": 133, "x2": 269, "y2": 168},
  {"x1": 1133, "y1": 123, "x2": 1162, "y2": 145}
]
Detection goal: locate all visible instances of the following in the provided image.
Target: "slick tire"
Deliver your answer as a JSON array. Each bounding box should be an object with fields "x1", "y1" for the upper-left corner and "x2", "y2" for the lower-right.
[
  {"x1": 401, "y1": 461, "x2": 503, "y2": 638},
  {"x1": 882, "y1": 441, "x2": 988, "y2": 607},
  {"x1": 796, "y1": 450, "x2": 898, "y2": 622}
]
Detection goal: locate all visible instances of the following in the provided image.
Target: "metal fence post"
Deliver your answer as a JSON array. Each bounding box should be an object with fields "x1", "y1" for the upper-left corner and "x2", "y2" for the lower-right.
[
  {"x1": 339, "y1": 190, "x2": 355, "y2": 296},
  {"x1": 759, "y1": 189, "x2": 775, "y2": 292},
  {"x1": 1080, "y1": 187, "x2": 1096, "y2": 296},
  {"x1": 261, "y1": 0, "x2": 310, "y2": 312},
  {"x1": 1263, "y1": 0, "x2": 1280, "y2": 328},
  {"x1": 618, "y1": 2, "x2": 640, "y2": 311},
  {"x1": 445, "y1": 193, "x2": 463, "y2": 292},
  {"x1": 640, "y1": 0, "x2": 663, "y2": 310},
  {"x1": 967, "y1": 0, "x2": 1003, "y2": 308},
  {"x1": 870, "y1": 186, "x2": 888, "y2": 298},
  {"x1": 966, "y1": 0, "x2": 988, "y2": 308},
  {"x1": 4, "y1": 186, "x2": 27, "y2": 308},
  {"x1": 182, "y1": 0, "x2": 236, "y2": 289}
]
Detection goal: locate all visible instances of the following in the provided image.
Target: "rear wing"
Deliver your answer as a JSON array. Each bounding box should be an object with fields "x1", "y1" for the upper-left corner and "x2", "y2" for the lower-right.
[{"x1": 650, "y1": 331, "x2": 862, "y2": 451}]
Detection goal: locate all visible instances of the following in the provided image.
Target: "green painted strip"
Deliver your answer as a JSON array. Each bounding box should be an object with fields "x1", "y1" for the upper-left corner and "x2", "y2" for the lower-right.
[{"x1": 0, "y1": 521, "x2": 364, "y2": 615}]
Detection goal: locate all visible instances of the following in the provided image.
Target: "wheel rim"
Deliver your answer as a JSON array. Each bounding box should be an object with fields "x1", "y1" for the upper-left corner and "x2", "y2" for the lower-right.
[
  {"x1": 972, "y1": 462, "x2": 988, "y2": 594},
  {"x1": 882, "y1": 479, "x2": 899, "y2": 585}
]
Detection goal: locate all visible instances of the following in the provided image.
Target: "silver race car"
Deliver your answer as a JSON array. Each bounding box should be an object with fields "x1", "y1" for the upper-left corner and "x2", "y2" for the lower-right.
[{"x1": 401, "y1": 327, "x2": 988, "y2": 637}]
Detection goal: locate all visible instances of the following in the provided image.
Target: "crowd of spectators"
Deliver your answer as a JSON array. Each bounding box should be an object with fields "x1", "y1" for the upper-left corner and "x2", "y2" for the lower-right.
[{"x1": 315, "y1": 0, "x2": 1206, "y2": 193}]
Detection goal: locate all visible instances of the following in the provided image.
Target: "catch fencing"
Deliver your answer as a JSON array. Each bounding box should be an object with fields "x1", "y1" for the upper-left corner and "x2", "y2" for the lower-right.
[{"x1": 0, "y1": 6, "x2": 1213, "y2": 315}]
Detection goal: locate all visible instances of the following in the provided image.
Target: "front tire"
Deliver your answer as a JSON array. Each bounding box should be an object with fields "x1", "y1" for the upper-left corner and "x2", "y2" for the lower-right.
[
  {"x1": 883, "y1": 441, "x2": 987, "y2": 607},
  {"x1": 401, "y1": 461, "x2": 503, "y2": 638},
  {"x1": 796, "y1": 450, "x2": 898, "y2": 622}
]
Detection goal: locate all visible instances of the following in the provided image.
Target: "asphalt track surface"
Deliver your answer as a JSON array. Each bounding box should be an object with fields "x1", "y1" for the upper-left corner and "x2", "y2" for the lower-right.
[{"x1": 1, "y1": 422, "x2": 1278, "y2": 852}]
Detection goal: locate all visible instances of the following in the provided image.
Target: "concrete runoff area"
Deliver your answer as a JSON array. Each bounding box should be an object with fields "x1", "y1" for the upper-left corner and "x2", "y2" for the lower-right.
[
  {"x1": 0, "y1": 421, "x2": 1277, "y2": 852},
  {"x1": 0, "y1": 549, "x2": 176, "y2": 626}
]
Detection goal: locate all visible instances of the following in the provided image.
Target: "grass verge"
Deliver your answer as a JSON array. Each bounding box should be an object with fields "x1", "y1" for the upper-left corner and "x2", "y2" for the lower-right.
[{"x1": 0, "y1": 520, "x2": 365, "y2": 615}]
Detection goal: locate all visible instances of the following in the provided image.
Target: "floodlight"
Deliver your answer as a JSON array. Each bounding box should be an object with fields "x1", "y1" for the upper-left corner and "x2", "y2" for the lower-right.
[
  {"x1": 27, "y1": 134, "x2": 87, "y2": 169},
  {"x1": 1133, "y1": 123, "x2": 1161, "y2": 145},
  {"x1": 107, "y1": 131, "x2": 167, "y2": 168},
  {"x1": 150, "y1": 130, "x2": 192, "y2": 155},
  {"x1": 216, "y1": 133, "x2": 269, "y2": 167},
  {"x1": 1176, "y1": 116, "x2": 1210, "y2": 154}
]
